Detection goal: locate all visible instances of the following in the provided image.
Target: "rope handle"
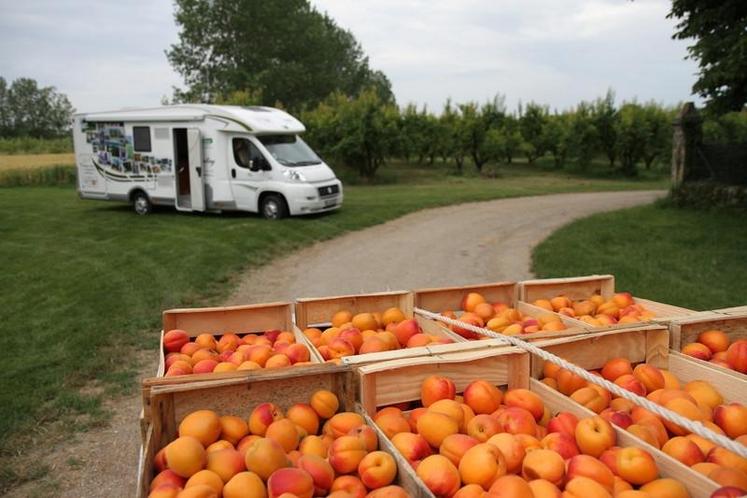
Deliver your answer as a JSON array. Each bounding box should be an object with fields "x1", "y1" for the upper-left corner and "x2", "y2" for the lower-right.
[{"x1": 414, "y1": 307, "x2": 747, "y2": 458}]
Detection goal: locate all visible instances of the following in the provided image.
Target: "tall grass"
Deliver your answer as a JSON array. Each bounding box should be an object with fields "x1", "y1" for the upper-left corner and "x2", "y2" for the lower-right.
[
  {"x1": 0, "y1": 137, "x2": 73, "y2": 154},
  {"x1": 0, "y1": 165, "x2": 77, "y2": 187}
]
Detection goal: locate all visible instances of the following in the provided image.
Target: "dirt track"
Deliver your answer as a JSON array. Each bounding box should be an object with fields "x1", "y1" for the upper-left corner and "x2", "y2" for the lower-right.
[
  {"x1": 12, "y1": 189, "x2": 663, "y2": 497},
  {"x1": 228, "y1": 190, "x2": 664, "y2": 304}
]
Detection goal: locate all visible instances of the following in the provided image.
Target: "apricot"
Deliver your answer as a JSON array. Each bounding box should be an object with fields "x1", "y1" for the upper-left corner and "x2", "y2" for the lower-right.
[
  {"x1": 600, "y1": 358, "x2": 632, "y2": 382},
  {"x1": 416, "y1": 455, "x2": 461, "y2": 497},
  {"x1": 566, "y1": 454, "x2": 615, "y2": 491},
  {"x1": 330, "y1": 475, "x2": 367, "y2": 498},
  {"x1": 223, "y1": 471, "x2": 266, "y2": 498},
  {"x1": 348, "y1": 424, "x2": 378, "y2": 452},
  {"x1": 421, "y1": 375, "x2": 456, "y2": 407},
  {"x1": 556, "y1": 368, "x2": 587, "y2": 396},
  {"x1": 148, "y1": 484, "x2": 181, "y2": 498},
  {"x1": 633, "y1": 364, "x2": 665, "y2": 393},
  {"x1": 540, "y1": 431, "x2": 580, "y2": 460},
  {"x1": 575, "y1": 416, "x2": 616, "y2": 458},
  {"x1": 639, "y1": 478, "x2": 689, "y2": 498},
  {"x1": 366, "y1": 485, "x2": 411, "y2": 498},
  {"x1": 682, "y1": 342, "x2": 713, "y2": 361},
  {"x1": 177, "y1": 484, "x2": 219, "y2": 498},
  {"x1": 486, "y1": 474, "x2": 534, "y2": 498},
  {"x1": 713, "y1": 403, "x2": 747, "y2": 438},
  {"x1": 244, "y1": 438, "x2": 289, "y2": 481},
  {"x1": 328, "y1": 435, "x2": 367, "y2": 474},
  {"x1": 417, "y1": 411, "x2": 459, "y2": 448},
  {"x1": 453, "y1": 484, "x2": 487, "y2": 498},
  {"x1": 707, "y1": 446, "x2": 747, "y2": 474},
  {"x1": 465, "y1": 414, "x2": 502, "y2": 442},
  {"x1": 546, "y1": 411, "x2": 579, "y2": 438},
  {"x1": 165, "y1": 436, "x2": 207, "y2": 478},
  {"x1": 727, "y1": 339, "x2": 747, "y2": 373},
  {"x1": 685, "y1": 380, "x2": 724, "y2": 410},
  {"x1": 697, "y1": 329, "x2": 730, "y2": 353},
  {"x1": 286, "y1": 404, "x2": 319, "y2": 436},
  {"x1": 571, "y1": 387, "x2": 609, "y2": 414},
  {"x1": 616, "y1": 447, "x2": 658, "y2": 486},
  {"x1": 265, "y1": 418, "x2": 300, "y2": 452},
  {"x1": 429, "y1": 399, "x2": 465, "y2": 428},
  {"x1": 185, "y1": 470, "x2": 223, "y2": 495},
  {"x1": 522, "y1": 448, "x2": 564, "y2": 486},
  {"x1": 266, "y1": 467, "x2": 314, "y2": 498},
  {"x1": 661, "y1": 436, "x2": 704, "y2": 467},
  {"x1": 205, "y1": 447, "x2": 244, "y2": 483},
  {"x1": 662, "y1": 398, "x2": 705, "y2": 436},
  {"x1": 563, "y1": 476, "x2": 612, "y2": 498},
  {"x1": 164, "y1": 329, "x2": 190, "y2": 353},
  {"x1": 391, "y1": 432, "x2": 432, "y2": 463},
  {"x1": 504, "y1": 388, "x2": 543, "y2": 421},
  {"x1": 614, "y1": 374, "x2": 647, "y2": 396},
  {"x1": 485, "y1": 433, "x2": 524, "y2": 473},
  {"x1": 497, "y1": 407, "x2": 537, "y2": 436},
  {"x1": 324, "y1": 412, "x2": 364, "y2": 439}
]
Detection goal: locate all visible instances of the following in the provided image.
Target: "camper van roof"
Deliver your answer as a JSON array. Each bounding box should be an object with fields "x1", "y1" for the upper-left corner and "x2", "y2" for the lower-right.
[{"x1": 76, "y1": 105, "x2": 305, "y2": 134}]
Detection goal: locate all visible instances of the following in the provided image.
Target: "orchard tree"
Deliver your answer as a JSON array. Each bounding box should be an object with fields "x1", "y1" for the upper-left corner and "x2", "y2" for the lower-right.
[
  {"x1": 542, "y1": 113, "x2": 572, "y2": 169},
  {"x1": 306, "y1": 88, "x2": 399, "y2": 180},
  {"x1": 592, "y1": 90, "x2": 619, "y2": 168},
  {"x1": 439, "y1": 100, "x2": 469, "y2": 173},
  {"x1": 459, "y1": 96, "x2": 505, "y2": 172},
  {"x1": 167, "y1": 0, "x2": 392, "y2": 110},
  {"x1": 668, "y1": 1, "x2": 747, "y2": 114},
  {"x1": 616, "y1": 103, "x2": 648, "y2": 177},
  {"x1": 640, "y1": 102, "x2": 672, "y2": 170},
  {"x1": 568, "y1": 102, "x2": 598, "y2": 169},
  {"x1": 519, "y1": 102, "x2": 548, "y2": 164}
]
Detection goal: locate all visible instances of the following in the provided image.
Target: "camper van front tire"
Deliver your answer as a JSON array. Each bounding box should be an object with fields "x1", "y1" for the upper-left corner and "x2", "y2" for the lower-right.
[
  {"x1": 131, "y1": 191, "x2": 152, "y2": 215},
  {"x1": 260, "y1": 193, "x2": 288, "y2": 220}
]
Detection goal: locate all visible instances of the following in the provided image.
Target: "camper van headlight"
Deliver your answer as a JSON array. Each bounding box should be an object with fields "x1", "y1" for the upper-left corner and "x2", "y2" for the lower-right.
[{"x1": 283, "y1": 169, "x2": 306, "y2": 182}]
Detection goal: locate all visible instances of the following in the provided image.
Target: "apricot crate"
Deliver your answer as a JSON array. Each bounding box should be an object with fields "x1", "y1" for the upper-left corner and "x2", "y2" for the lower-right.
[
  {"x1": 519, "y1": 274, "x2": 696, "y2": 329},
  {"x1": 412, "y1": 280, "x2": 590, "y2": 342},
  {"x1": 138, "y1": 364, "x2": 430, "y2": 498},
  {"x1": 294, "y1": 290, "x2": 474, "y2": 366},
  {"x1": 357, "y1": 347, "x2": 722, "y2": 498},
  {"x1": 155, "y1": 301, "x2": 323, "y2": 377},
  {"x1": 530, "y1": 326, "x2": 747, "y2": 494},
  {"x1": 714, "y1": 305, "x2": 747, "y2": 316},
  {"x1": 669, "y1": 310, "x2": 747, "y2": 382},
  {"x1": 141, "y1": 302, "x2": 328, "y2": 434}
]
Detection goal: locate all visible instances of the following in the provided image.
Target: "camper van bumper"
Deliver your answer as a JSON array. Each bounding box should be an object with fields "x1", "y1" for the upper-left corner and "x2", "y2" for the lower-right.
[{"x1": 289, "y1": 194, "x2": 343, "y2": 215}]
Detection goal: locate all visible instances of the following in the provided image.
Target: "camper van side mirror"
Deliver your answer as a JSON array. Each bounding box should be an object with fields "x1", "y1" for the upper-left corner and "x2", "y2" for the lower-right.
[{"x1": 261, "y1": 158, "x2": 271, "y2": 171}]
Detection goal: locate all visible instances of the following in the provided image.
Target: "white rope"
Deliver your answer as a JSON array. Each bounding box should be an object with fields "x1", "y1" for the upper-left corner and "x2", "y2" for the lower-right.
[{"x1": 414, "y1": 307, "x2": 747, "y2": 458}]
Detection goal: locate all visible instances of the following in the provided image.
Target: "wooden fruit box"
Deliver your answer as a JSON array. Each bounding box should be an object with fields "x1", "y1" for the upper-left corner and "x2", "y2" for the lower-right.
[
  {"x1": 137, "y1": 364, "x2": 431, "y2": 498},
  {"x1": 669, "y1": 310, "x2": 747, "y2": 382},
  {"x1": 155, "y1": 301, "x2": 323, "y2": 377},
  {"x1": 357, "y1": 347, "x2": 719, "y2": 498},
  {"x1": 519, "y1": 274, "x2": 696, "y2": 327},
  {"x1": 529, "y1": 325, "x2": 746, "y2": 404},
  {"x1": 294, "y1": 290, "x2": 472, "y2": 366},
  {"x1": 141, "y1": 302, "x2": 327, "y2": 434},
  {"x1": 412, "y1": 281, "x2": 590, "y2": 342}
]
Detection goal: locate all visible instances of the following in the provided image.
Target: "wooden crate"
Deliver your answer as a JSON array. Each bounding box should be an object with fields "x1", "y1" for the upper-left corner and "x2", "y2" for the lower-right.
[
  {"x1": 669, "y1": 311, "x2": 747, "y2": 383},
  {"x1": 519, "y1": 274, "x2": 696, "y2": 324},
  {"x1": 294, "y1": 290, "x2": 469, "y2": 366},
  {"x1": 357, "y1": 347, "x2": 719, "y2": 498},
  {"x1": 529, "y1": 324, "x2": 745, "y2": 403},
  {"x1": 413, "y1": 281, "x2": 590, "y2": 341},
  {"x1": 155, "y1": 301, "x2": 322, "y2": 377},
  {"x1": 137, "y1": 364, "x2": 430, "y2": 498}
]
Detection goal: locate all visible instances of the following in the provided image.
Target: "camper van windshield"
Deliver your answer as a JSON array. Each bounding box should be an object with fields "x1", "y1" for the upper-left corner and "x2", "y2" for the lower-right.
[{"x1": 258, "y1": 135, "x2": 321, "y2": 167}]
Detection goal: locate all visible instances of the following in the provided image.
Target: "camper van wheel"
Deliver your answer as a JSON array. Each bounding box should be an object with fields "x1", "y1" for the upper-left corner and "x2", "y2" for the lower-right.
[
  {"x1": 132, "y1": 191, "x2": 152, "y2": 215},
  {"x1": 260, "y1": 194, "x2": 288, "y2": 219}
]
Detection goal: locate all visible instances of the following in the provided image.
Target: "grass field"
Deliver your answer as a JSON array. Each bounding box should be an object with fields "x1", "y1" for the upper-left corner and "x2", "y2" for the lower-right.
[
  {"x1": 532, "y1": 203, "x2": 747, "y2": 310},
  {"x1": 0, "y1": 161, "x2": 667, "y2": 490}
]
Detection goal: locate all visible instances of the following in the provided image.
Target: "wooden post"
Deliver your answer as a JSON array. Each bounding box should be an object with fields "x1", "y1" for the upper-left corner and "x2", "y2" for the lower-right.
[{"x1": 671, "y1": 102, "x2": 703, "y2": 188}]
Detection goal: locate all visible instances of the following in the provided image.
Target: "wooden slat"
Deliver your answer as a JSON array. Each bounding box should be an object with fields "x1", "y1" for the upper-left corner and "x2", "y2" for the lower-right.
[
  {"x1": 668, "y1": 351, "x2": 746, "y2": 403},
  {"x1": 669, "y1": 311, "x2": 747, "y2": 350},
  {"x1": 357, "y1": 348, "x2": 528, "y2": 413},
  {"x1": 294, "y1": 290, "x2": 414, "y2": 329},
  {"x1": 713, "y1": 305, "x2": 747, "y2": 315},
  {"x1": 519, "y1": 274, "x2": 616, "y2": 301},
  {"x1": 162, "y1": 301, "x2": 293, "y2": 336},
  {"x1": 531, "y1": 379, "x2": 718, "y2": 498},
  {"x1": 529, "y1": 326, "x2": 669, "y2": 378},
  {"x1": 413, "y1": 281, "x2": 518, "y2": 311}
]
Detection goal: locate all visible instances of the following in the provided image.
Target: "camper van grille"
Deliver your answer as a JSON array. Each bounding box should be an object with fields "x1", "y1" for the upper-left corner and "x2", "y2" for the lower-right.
[{"x1": 317, "y1": 184, "x2": 339, "y2": 198}]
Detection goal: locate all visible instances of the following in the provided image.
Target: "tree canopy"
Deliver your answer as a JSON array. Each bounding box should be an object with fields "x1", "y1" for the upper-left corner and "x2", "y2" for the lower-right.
[
  {"x1": 668, "y1": 0, "x2": 747, "y2": 114},
  {"x1": 167, "y1": 0, "x2": 392, "y2": 110},
  {"x1": 0, "y1": 77, "x2": 74, "y2": 138}
]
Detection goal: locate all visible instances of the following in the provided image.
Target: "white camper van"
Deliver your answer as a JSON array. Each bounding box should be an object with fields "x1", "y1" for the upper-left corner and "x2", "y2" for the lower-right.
[{"x1": 72, "y1": 105, "x2": 343, "y2": 218}]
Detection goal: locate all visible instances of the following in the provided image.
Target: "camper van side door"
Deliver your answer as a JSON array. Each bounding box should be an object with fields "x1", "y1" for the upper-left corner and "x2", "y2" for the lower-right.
[{"x1": 230, "y1": 137, "x2": 269, "y2": 211}]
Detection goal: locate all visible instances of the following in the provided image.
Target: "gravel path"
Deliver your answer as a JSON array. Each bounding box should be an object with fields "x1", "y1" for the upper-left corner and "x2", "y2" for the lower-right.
[
  {"x1": 11, "y1": 189, "x2": 663, "y2": 497},
  {"x1": 227, "y1": 190, "x2": 665, "y2": 303}
]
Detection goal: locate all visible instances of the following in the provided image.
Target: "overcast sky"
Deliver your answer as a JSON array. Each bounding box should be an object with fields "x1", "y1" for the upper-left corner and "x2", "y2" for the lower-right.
[{"x1": 0, "y1": 0, "x2": 699, "y2": 114}]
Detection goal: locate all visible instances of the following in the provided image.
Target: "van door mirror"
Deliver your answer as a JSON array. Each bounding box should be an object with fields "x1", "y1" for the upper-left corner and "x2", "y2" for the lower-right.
[
  {"x1": 249, "y1": 160, "x2": 260, "y2": 172},
  {"x1": 261, "y1": 157, "x2": 272, "y2": 171}
]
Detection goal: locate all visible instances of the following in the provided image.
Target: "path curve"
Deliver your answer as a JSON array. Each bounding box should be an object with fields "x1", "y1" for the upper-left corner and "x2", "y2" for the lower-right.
[{"x1": 228, "y1": 190, "x2": 665, "y2": 304}]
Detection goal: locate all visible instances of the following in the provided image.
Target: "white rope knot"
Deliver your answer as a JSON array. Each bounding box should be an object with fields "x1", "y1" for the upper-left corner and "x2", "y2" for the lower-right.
[{"x1": 414, "y1": 307, "x2": 747, "y2": 458}]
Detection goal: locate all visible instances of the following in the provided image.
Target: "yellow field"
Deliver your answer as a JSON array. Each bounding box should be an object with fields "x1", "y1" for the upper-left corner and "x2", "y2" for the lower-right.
[{"x1": 0, "y1": 153, "x2": 75, "y2": 171}]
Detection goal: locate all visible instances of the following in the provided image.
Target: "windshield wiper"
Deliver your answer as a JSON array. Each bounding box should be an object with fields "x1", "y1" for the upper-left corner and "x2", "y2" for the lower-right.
[{"x1": 289, "y1": 160, "x2": 321, "y2": 166}]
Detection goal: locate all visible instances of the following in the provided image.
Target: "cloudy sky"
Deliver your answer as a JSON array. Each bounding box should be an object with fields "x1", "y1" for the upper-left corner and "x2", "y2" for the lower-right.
[{"x1": 0, "y1": 0, "x2": 699, "y2": 113}]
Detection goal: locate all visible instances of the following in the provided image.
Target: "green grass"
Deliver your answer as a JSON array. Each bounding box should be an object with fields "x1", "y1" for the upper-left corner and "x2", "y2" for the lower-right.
[
  {"x1": 532, "y1": 203, "x2": 747, "y2": 310},
  {"x1": 0, "y1": 169, "x2": 666, "y2": 491}
]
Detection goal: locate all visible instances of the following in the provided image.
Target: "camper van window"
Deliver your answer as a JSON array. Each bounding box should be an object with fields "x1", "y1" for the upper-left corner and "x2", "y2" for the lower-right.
[
  {"x1": 258, "y1": 134, "x2": 321, "y2": 167},
  {"x1": 133, "y1": 126, "x2": 152, "y2": 152},
  {"x1": 232, "y1": 138, "x2": 264, "y2": 169}
]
